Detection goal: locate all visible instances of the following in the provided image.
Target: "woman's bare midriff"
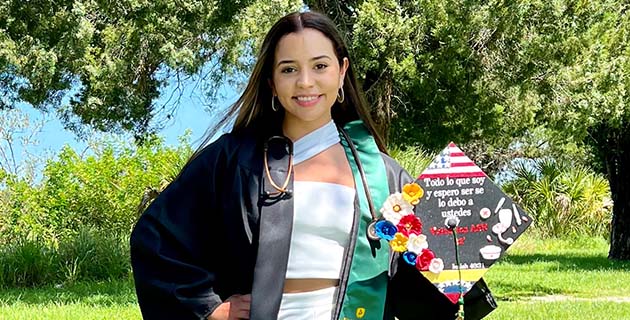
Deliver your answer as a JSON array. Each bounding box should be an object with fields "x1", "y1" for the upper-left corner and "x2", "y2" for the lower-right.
[{"x1": 283, "y1": 278, "x2": 340, "y2": 293}]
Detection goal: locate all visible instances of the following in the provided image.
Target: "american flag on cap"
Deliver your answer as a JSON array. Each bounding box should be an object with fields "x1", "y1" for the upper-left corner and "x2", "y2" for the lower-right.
[{"x1": 419, "y1": 142, "x2": 485, "y2": 179}]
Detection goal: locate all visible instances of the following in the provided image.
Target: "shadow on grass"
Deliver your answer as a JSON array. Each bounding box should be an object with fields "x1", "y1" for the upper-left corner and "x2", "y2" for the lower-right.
[
  {"x1": 490, "y1": 281, "x2": 579, "y2": 301},
  {"x1": 0, "y1": 278, "x2": 137, "y2": 307},
  {"x1": 500, "y1": 253, "x2": 630, "y2": 272}
]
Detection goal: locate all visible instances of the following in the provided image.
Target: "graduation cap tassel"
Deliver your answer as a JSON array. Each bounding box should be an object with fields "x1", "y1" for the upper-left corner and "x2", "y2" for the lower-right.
[
  {"x1": 456, "y1": 299, "x2": 465, "y2": 320},
  {"x1": 447, "y1": 217, "x2": 465, "y2": 320}
]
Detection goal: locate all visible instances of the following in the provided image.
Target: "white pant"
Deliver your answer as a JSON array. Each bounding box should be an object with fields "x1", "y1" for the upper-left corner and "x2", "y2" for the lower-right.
[{"x1": 278, "y1": 286, "x2": 337, "y2": 320}]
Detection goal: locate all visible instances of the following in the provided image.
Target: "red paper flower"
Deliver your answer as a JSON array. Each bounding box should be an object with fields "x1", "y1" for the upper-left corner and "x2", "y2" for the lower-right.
[
  {"x1": 396, "y1": 214, "x2": 422, "y2": 236},
  {"x1": 416, "y1": 248, "x2": 435, "y2": 271}
]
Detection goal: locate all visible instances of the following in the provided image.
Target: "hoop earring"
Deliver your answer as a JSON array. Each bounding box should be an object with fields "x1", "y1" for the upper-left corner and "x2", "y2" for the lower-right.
[
  {"x1": 271, "y1": 96, "x2": 278, "y2": 112},
  {"x1": 337, "y1": 87, "x2": 345, "y2": 103}
]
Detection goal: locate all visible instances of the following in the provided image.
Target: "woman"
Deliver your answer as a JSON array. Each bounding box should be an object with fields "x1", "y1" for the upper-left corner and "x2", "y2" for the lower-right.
[{"x1": 130, "y1": 11, "x2": 495, "y2": 320}]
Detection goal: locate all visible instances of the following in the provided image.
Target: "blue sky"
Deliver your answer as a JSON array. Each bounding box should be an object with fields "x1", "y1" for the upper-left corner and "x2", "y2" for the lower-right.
[{"x1": 5, "y1": 76, "x2": 239, "y2": 178}]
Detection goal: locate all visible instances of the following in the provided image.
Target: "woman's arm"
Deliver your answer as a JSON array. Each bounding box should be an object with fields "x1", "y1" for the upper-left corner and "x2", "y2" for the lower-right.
[{"x1": 130, "y1": 136, "x2": 230, "y2": 319}]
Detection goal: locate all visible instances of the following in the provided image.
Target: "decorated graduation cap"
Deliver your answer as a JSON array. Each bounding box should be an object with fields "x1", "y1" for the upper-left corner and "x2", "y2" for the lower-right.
[{"x1": 375, "y1": 142, "x2": 531, "y2": 319}]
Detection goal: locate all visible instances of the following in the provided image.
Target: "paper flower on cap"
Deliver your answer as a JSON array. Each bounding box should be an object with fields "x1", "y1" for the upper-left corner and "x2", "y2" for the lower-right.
[
  {"x1": 390, "y1": 232, "x2": 409, "y2": 252},
  {"x1": 397, "y1": 214, "x2": 423, "y2": 236},
  {"x1": 406, "y1": 234, "x2": 428, "y2": 254},
  {"x1": 416, "y1": 248, "x2": 436, "y2": 271},
  {"x1": 403, "y1": 251, "x2": 417, "y2": 265},
  {"x1": 402, "y1": 183, "x2": 424, "y2": 205},
  {"x1": 374, "y1": 220, "x2": 398, "y2": 241},
  {"x1": 380, "y1": 193, "x2": 414, "y2": 225},
  {"x1": 375, "y1": 182, "x2": 444, "y2": 276},
  {"x1": 429, "y1": 258, "x2": 444, "y2": 274}
]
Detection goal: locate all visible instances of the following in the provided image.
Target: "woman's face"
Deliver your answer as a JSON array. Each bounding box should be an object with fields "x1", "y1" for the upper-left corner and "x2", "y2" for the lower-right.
[{"x1": 271, "y1": 28, "x2": 348, "y2": 138}]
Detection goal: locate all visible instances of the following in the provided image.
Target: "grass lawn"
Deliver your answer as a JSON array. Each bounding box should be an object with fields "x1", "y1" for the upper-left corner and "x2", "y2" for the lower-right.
[
  {"x1": 1, "y1": 235, "x2": 629, "y2": 319},
  {"x1": 484, "y1": 235, "x2": 630, "y2": 319},
  {"x1": 0, "y1": 278, "x2": 140, "y2": 320}
]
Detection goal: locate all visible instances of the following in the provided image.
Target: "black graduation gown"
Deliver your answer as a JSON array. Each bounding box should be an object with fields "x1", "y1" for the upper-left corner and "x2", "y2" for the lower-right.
[{"x1": 130, "y1": 130, "x2": 496, "y2": 320}]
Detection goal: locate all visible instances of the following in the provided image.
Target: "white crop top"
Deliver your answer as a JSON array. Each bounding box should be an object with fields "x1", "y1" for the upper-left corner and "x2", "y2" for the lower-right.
[{"x1": 285, "y1": 181, "x2": 355, "y2": 279}]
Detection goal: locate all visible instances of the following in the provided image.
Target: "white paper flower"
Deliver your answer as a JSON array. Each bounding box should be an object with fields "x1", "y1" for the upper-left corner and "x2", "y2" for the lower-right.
[
  {"x1": 406, "y1": 234, "x2": 429, "y2": 254},
  {"x1": 428, "y1": 258, "x2": 444, "y2": 274},
  {"x1": 380, "y1": 193, "x2": 414, "y2": 225}
]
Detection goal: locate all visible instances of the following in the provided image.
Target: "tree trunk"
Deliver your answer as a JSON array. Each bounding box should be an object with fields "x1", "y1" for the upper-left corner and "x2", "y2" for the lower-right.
[
  {"x1": 368, "y1": 74, "x2": 394, "y2": 143},
  {"x1": 604, "y1": 127, "x2": 630, "y2": 260},
  {"x1": 306, "y1": 1, "x2": 357, "y2": 42}
]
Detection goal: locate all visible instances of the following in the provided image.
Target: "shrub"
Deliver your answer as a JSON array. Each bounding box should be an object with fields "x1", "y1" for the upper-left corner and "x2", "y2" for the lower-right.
[
  {"x1": 57, "y1": 228, "x2": 130, "y2": 284},
  {"x1": 0, "y1": 134, "x2": 192, "y2": 243},
  {"x1": 502, "y1": 159, "x2": 612, "y2": 238},
  {"x1": 0, "y1": 173, "x2": 51, "y2": 246},
  {"x1": 0, "y1": 228, "x2": 130, "y2": 288},
  {"x1": 0, "y1": 134, "x2": 189, "y2": 286},
  {"x1": 40, "y1": 135, "x2": 191, "y2": 237},
  {"x1": 0, "y1": 238, "x2": 57, "y2": 288},
  {"x1": 389, "y1": 145, "x2": 434, "y2": 178}
]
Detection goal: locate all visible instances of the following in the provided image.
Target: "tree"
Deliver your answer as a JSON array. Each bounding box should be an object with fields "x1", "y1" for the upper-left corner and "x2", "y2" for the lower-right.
[
  {"x1": 540, "y1": 1, "x2": 630, "y2": 260},
  {"x1": 3, "y1": 0, "x2": 522, "y2": 169},
  {"x1": 462, "y1": 0, "x2": 629, "y2": 259},
  {"x1": 306, "y1": 0, "x2": 540, "y2": 175},
  {"x1": 310, "y1": 0, "x2": 629, "y2": 258},
  {"x1": 0, "y1": 0, "x2": 301, "y2": 138},
  {"x1": 0, "y1": 108, "x2": 45, "y2": 181}
]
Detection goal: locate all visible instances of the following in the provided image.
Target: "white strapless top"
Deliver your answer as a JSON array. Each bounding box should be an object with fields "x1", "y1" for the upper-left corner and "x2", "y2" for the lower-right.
[{"x1": 285, "y1": 181, "x2": 355, "y2": 279}]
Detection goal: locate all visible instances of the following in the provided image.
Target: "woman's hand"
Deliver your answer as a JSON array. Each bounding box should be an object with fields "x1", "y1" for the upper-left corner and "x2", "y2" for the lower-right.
[{"x1": 208, "y1": 294, "x2": 251, "y2": 320}]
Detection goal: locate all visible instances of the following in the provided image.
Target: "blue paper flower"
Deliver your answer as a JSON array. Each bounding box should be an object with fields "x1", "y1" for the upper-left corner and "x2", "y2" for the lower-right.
[
  {"x1": 375, "y1": 220, "x2": 398, "y2": 241},
  {"x1": 403, "y1": 251, "x2": 417, "y2": 266}
]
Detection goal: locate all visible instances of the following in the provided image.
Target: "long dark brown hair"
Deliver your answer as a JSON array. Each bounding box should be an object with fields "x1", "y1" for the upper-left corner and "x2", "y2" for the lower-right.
[
  {"x1": 195, "y1": 11, "x2": 386, "y2": 155},
  {"x1": 138, "y1": 11, "x2": 387, "y2": 213}
]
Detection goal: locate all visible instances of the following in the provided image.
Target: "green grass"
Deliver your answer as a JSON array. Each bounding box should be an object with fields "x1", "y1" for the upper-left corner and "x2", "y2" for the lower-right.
[
  {"x1": 484, "y1": 236, "x2": 630, "y2": 319},
  {"x1": 0, "y1": 236, "x2": 629, "y2": 319},
  {"x1": 487, "y1": 301, "x2": 630, "y2": 320},
  {"x1": 0, "y1": 278, "x2": 141, "y2": 319}
]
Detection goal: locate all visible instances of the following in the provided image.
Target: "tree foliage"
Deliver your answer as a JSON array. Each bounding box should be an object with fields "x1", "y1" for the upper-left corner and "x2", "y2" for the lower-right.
[
  {"x1": 453, "y1": 0, "x2": 630, "y2": 259},
  {"x1": 0, "y1": 0, "x2": 300, "y2": 138},
  {"x1": 310, "y1": 0, "x2": 630, "y2": 258},
  {"x1": 534, "y1": 1, "x2": 630, "y2": 259}
]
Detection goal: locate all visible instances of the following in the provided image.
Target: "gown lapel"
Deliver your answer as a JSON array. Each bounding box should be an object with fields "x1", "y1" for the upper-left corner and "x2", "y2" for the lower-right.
[{"x1": 250, "y1": 138, "x2": 294, "y2": 320}]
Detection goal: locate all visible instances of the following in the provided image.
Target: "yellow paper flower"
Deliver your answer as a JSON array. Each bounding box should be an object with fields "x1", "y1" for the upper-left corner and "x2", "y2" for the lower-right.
[
  {"x1": 402, "y1": 183, "x2": 424, "y2": 205},
  {"x1": 390, "y1": 232, "x2": 409, "y2": 252}
]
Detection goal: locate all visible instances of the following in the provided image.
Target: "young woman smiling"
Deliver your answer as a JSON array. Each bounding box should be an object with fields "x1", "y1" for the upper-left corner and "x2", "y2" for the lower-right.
[{"x1": 130, "y1": 11, "x2": 496, "y2": 320}]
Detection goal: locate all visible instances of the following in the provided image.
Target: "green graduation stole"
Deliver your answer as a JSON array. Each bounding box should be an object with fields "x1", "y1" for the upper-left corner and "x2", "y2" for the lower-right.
[{"x1": 338, "y1": 120, "x2": 391, "y2": 320}]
